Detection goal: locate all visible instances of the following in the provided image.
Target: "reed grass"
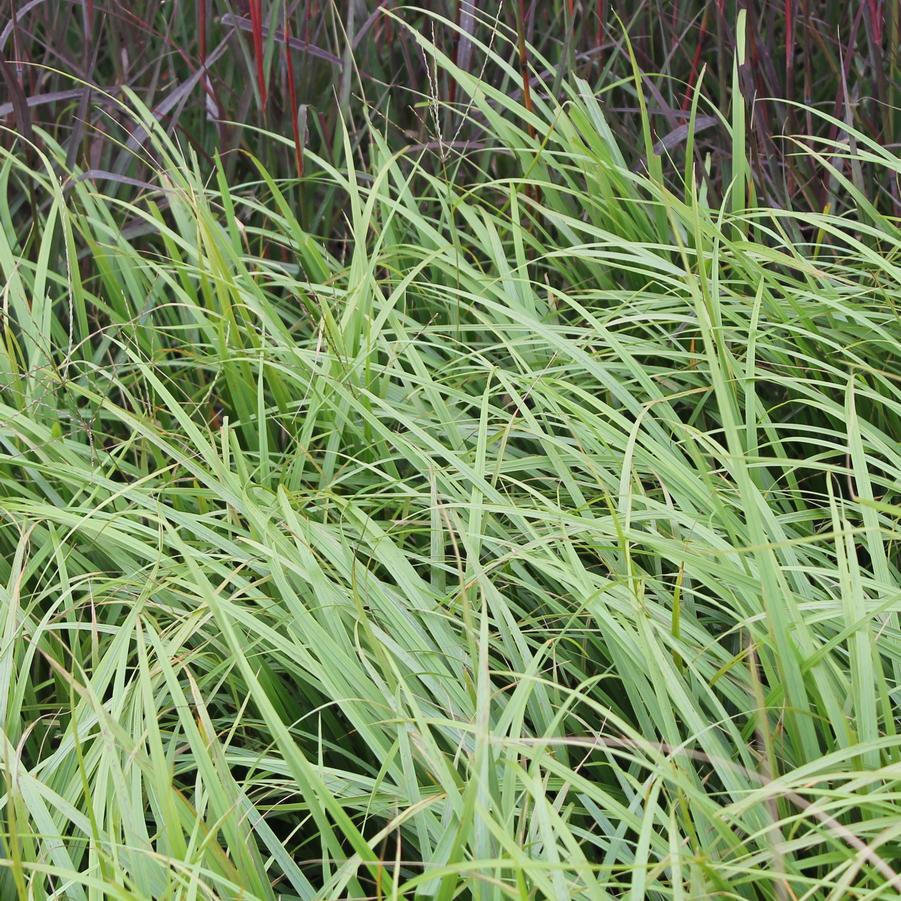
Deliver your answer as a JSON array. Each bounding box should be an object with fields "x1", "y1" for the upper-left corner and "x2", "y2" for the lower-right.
[{"x1": 0, "y1": 7, "x2": 900, "y2": 899}]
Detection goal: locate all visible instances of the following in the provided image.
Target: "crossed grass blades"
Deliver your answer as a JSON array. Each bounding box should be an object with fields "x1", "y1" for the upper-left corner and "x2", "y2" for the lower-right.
[{"x1": 1, "y1": 8, "x2": 901, "y2": 900}]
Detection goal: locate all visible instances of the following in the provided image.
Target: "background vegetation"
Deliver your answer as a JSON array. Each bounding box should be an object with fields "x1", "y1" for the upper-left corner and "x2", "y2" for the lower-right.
[
  {"x1": 1, "y1": 2, "x2": 900, "y2": 899},
  {"x1": 4, "y1": 1, "x2": 900, "y2": 210}
]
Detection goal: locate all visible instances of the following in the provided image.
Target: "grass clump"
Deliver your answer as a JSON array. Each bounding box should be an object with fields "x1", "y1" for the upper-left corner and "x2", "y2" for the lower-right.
[{"x1": 1, "y1": 20, "x2": 900, "y2": 901}]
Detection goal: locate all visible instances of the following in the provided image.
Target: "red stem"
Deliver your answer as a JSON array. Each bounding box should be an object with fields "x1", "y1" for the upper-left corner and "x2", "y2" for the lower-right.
[
  {"x1": 596, "y1": 0, "x2": 605, "y2": 51},
  {"x1": 199, "y1": 0, "x2": 207, "y2": 70},
  {"x1": 682, "y1": 8, "x2": 709, "y2": 111},
  {"x1": 249, "y1": 0, "x2": 268, "y2": 109},
  {"x1": 785, "y1": 0, "x2": 793, "y2": 85},
  {"x1": 516, "y1": 0, "x2": 535, "y2": 135},
  {"x1": 284, "y1": 10, "x2": 303, "y2": 179}
]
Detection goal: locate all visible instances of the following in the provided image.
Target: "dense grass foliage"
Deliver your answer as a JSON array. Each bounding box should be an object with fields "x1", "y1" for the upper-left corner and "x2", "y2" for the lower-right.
[{"x1": 2, "y1": 12, "x2": 901, "y2": 901}]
